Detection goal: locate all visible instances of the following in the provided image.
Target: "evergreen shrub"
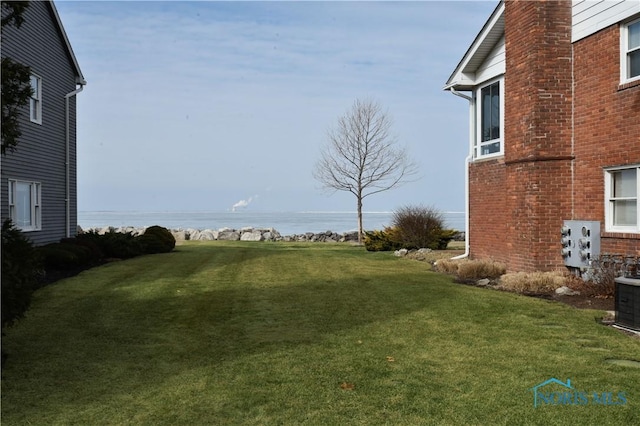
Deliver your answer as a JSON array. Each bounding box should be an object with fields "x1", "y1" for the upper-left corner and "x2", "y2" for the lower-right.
[
  {"x1": 364, "y1": 228, "x2": 403, "y2": 252},
  {"x1": 139, "y1": 225, "x2": 175, "y2": 254},
  {"x1": 1, "y1": 220, "x2": 42, "y2": 327},
  {"x1": 37, "y1": 243, "x2": 94, "y2": 270},
  {"x1": 78, "y1": 230, "x2": 143, "y2": 259}
]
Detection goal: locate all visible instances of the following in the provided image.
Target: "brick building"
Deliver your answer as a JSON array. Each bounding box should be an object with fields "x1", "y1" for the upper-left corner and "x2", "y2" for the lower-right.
[{"x1": 444, "y1": 0, "x2": 639, "y2": 272}]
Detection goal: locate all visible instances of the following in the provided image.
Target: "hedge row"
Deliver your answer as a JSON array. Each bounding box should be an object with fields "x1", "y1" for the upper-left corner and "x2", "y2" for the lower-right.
[{"x1": 1, "y1": 221, "x2": 175, "y2": 329}]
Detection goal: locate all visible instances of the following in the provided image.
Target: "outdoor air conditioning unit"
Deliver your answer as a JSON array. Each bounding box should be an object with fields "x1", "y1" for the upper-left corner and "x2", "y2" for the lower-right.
[
  {"x1": 615, "y1": 277, "x2": 640, "y2": 331},
  {"x1": 561, "y1": 220, "x2": 600, "y2": 268}
]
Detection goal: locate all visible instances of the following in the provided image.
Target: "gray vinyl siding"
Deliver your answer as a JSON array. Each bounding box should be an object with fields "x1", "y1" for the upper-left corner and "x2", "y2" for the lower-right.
[{"x1": 1, "y1": 1, "x2": 80, "y2": 245}]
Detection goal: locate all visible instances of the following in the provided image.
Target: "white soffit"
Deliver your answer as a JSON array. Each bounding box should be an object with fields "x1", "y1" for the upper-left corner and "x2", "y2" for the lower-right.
[{"x1": 444, "y1": 1, "x2": 505, "y2": 91}]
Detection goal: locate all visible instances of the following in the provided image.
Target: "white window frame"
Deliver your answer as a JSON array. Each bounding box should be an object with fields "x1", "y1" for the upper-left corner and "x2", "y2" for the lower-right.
[
  {"x1": 604, "y1": 165, "x2": 639, "y2": 233},
  {"x1": 620, "y1": 17, "x2": 640, "y2": 84},
  {"x1": 30, "y1": 74, "x2": 42, "y2": 124},
  {"x1": 8, "y1": 179, "x2": 42, "y2": 232},
  {"x1": 474, "y1": 77, "x2": 504, "y2": 160}
]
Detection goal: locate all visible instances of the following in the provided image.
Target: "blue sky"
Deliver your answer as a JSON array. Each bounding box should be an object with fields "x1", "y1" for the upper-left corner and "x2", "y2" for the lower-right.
[{"x1": 55, "y1": 0, "x2": 497, "y2": 213}]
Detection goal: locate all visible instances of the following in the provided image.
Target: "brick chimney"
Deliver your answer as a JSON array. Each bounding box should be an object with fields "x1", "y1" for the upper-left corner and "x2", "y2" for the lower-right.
[{"x1": 503, "y1": 0, "x2": 573, "y2": 270}]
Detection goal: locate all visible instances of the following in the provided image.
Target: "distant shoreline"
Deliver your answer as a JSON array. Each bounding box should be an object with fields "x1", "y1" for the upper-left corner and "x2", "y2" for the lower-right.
[{"x1": 78, "y1": 211, "x2": 465, "y2": 236}]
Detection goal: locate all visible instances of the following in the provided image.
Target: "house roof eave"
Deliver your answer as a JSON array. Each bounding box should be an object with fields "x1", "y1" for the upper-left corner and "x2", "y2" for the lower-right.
[
  {"x1": 48, "y1": 0, "x2": 86, "y2": 85},
  {"x1": 444, "y1": 1, "x2": 504, "y2": 91}
]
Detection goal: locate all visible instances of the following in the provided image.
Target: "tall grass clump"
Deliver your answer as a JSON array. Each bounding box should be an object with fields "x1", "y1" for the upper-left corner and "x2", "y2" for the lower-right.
[
  {"x1": 433, "y1": 259, "x2": 461, "y2": 275},
  {"x1": 434, "y1": 258, "x2": 506, "y2": 281},
  {"x1": 456, "y1": 260, "x2": 506, "y2": 280},
  {"x1": 497, "y1": 271, "x2": 568, "y2": 295}
]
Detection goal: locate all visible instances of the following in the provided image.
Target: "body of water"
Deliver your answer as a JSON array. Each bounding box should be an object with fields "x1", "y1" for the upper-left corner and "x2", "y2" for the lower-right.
[{"x1": 78, "y1": 211, "x2": 465, "y2": 236}]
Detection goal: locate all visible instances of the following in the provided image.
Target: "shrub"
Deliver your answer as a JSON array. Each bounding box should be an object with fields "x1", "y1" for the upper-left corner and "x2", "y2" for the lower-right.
[
  {"x1": 577, "y1": 255, "x2": 619, "y2": 297},
  {"x1": 364, "y1": 228, "x2": 403, "y2": 252},
  {"x1": 139, "y1": 225, "x2": 175, "y2": 254},
  {"x1": 61, "y1": 236, "x2": 104, "y2": 264},
  {"x1": 37, "y1": 242, "x2": 94, "y2": 270},
  {"x1": 95, "y1": 231, "x2": 143, "y2": 259},
  {"x1": 391, "y1": 205, "x2": 447, "y2": 250},
  {"x1": 1, "y1": 220, "x2": 42, "y2": 328},
  {"x1": 497, "y1": 271, "x2": 568, "y2": 295},
  {"x1": 436, "y1": 229, "x2": 459, "y2": 250},
  {"x1": 456, "y1": 260, "x2": 506, "y2": 281}
]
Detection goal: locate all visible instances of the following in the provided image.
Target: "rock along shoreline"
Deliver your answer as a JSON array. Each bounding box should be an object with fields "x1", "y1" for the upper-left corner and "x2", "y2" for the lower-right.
[{"x1": 79, "y1": 226, "x2": 362, "y2": 243}]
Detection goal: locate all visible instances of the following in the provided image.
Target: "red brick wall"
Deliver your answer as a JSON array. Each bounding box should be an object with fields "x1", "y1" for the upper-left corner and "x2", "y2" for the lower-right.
[
  {"x1": 469, "y1": 158, "x2": 509, "y2": 265},
  {"x1": 468, "y1": 0, "x2": 574, "y2": 271},
  {"x1": 573, "y1": 25, "x2": 640, "y2": 256},
  {"x1": 468, "y1": 1, "x2": 639, "y2": 270}
]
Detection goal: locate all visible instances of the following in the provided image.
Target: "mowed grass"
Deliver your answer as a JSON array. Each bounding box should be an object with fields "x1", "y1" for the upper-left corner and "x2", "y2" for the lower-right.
[{"x1": 2, "y1": 242, "x2": 639, "y2": 425}]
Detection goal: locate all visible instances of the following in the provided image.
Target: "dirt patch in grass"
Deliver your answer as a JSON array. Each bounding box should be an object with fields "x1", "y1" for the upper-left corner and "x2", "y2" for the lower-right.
[{"x1": 545, "y1": 293, "x2": 614, "y2": 311}]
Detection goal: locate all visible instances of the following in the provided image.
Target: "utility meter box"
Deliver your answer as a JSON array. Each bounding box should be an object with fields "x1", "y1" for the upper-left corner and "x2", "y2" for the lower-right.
[{"x1": 561, "y1": 220, "x2": 600, "y2": 268}]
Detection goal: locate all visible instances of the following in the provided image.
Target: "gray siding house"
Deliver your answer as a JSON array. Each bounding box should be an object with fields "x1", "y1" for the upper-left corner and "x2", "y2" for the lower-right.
[{"x1": 1, "y1": 0, "x2": 85, "y2": 245}]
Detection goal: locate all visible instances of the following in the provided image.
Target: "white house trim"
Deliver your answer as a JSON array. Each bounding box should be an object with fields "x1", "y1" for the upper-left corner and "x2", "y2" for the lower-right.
[
  {"x1": 573, "y1": 0, "x2": 640, "y2": 43},
  {"x1": 443, "y1": 1, "x2": 505, "y2": 92}
]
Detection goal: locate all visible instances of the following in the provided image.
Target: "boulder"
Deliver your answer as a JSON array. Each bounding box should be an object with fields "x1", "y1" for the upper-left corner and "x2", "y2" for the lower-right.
[
  {"x1": 198, "y1": 230, "x2": 217, "y2": 241},
  {"x1": 172, "y1": 230, "x2": 187, "y2": 241},
  {"x1": 218, "y1": 230, "x2": 240, "y2": 241},
  {"x1": 99, "y1": 226, "x2": 114, "y2": 235},
  {"x1": 241, "y1": 231, "x2": 263, "y2": 241},
  {"x1": 263, "y1": 231, "x2": 278, "y2": 241},
  {"x1": 555, "y1": 285, "x2": 580, "y2": 296},
  {"x1": 394, "y1": 249, "x2": 409, "y2": 257}
]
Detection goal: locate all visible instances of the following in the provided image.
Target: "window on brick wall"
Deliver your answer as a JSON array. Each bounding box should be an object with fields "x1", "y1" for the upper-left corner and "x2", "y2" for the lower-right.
[
  {"x1": 475, "y1": 78, "x2": 504, "y2": 159},
  {"x1": 605, "y1": 165, "x2": 639, "y2": 233},
  {"x1": 622, "y1": 18, "x2": 640, "y2": 83}
]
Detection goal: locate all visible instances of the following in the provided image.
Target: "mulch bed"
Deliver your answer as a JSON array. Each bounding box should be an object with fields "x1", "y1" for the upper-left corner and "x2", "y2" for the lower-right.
[{"x1": 548, "y1": 293, "x2": 614, "y2": 311}]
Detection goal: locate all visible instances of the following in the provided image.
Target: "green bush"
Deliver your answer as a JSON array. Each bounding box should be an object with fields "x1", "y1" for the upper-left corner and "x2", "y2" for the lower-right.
[
  {"x1": 61, "y1": 237, "x2": 104, "y2": 264},
  {"x1": 436, "y1": 229, "x2": 459, "y2": 250},
  {"x1": 139, "y1": 225, "x2": 175, "y2": 254},
  {"x1": 77, "y1": 230, "x2": 143, "y2": 259},
  {"x1": 364, "y1": 228, "x2": 403, "y2": 252},
  {"x1": 392, "y1": 205, "x2": 447, "y2": 250},
  {"x1": 1, "y1": 220, "x2": 42, "y2": 328},
  {"x1": 37, "y1": 242, "x2": 94, "y2": 270}
]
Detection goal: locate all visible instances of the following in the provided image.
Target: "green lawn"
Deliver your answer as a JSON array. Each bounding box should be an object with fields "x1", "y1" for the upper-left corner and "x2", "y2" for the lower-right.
[{"x1": 2, "y1": 242, "x2": 639, "y2": 425}]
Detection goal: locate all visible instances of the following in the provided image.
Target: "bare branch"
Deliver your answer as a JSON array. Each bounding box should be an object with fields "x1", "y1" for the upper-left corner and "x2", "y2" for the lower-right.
[{"x1": 312, "y1": 98, "x2": 419, "y2": 242}]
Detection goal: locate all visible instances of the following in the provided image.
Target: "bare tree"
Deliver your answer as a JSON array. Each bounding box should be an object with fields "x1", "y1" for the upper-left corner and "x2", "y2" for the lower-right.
[{"x1": 313, "y1": 99, "x2": 418, "y2": 243}]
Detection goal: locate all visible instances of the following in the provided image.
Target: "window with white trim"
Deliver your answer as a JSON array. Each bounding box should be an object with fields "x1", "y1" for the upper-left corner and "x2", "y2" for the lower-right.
[
  {"x1": 475, "y1": 78, "x2": 503, "y2": 159},
  {"x1": 30, "y1": 74, "x2": 42, "y2": 124},
  {"x1": 605, "y1": 165, "x2": 639, "y2": 233},
  {"x1": 8, "y1": 180, "x2": 42, "y2": 232},
  {"x1": 622, "y1": 18, "x2": 640, "y2": 83}
]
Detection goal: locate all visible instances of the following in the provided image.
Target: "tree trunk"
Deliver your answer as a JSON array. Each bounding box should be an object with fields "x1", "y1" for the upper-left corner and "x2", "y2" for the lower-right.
[{"x1": 357, "y1": 196, "x2": 363, "y2": 245}]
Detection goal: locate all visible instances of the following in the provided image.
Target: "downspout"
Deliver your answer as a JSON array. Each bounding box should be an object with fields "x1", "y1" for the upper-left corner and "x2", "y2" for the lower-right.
[
  {"x1": 64, "y1": 81, "x2": 86, "y2": 238},
  {"x1": 448, "y1": 87, "x2": 473, "y2": 260}
]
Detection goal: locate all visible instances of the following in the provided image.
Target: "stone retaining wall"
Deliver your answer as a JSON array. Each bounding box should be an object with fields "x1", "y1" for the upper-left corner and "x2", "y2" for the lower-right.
[{"x1": 79, "y1": 226, "x2": 362, "y2": 243}]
